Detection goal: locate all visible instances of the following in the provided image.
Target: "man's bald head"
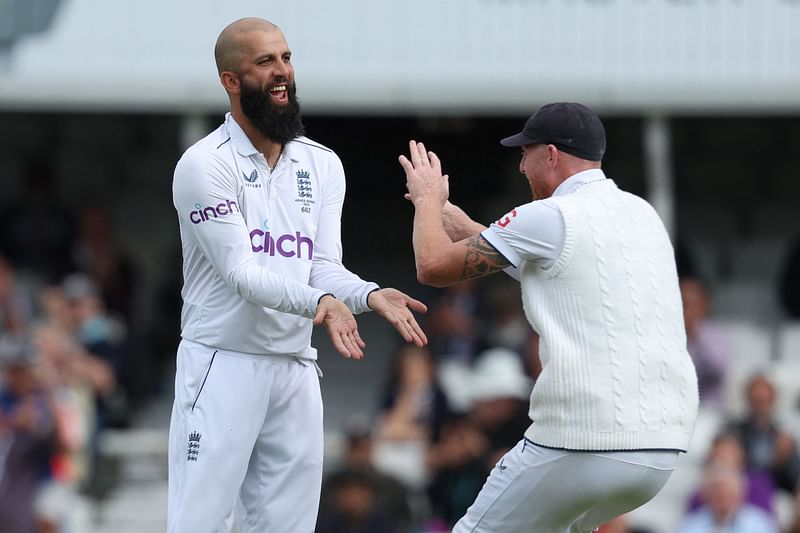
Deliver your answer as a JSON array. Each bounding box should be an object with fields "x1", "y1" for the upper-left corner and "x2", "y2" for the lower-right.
[{"x1": 214, "y1": 17, "x2": 282, "y2": 75}]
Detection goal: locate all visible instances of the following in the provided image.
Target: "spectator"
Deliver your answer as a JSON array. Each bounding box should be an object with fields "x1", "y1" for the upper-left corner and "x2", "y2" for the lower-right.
[
  {"x1": 726, "y1": 373, "x2": 800, "y2": 495},
  {"x1": 480, "y1": 276, "x2": 534, "y2": 364},
  {"x1": 373, "y1": 345, "x2": 450, "y2": 490},
  {"x1": 678, "y1": 463, "x2": 777, "y2": 533},
  {"x1": 70, "y1": 205, "x2": 138, "y2": 323},
  {"x1": 680, "y1": 277, "x2": 729, "y2": 409},
  {"x1": 377, "y1": 344, "x2": 450, "y2": 442},
  {"x1": 37, "y1": 284, "x2": 75, "y2": 336},
  {"x1": 426, "y1": 282, "x2": 484, "y2": 365},
  {"x1": 62, "y1": 273, "x2": 130, "y2": 428},
  {"x1": 426, "y1": 348, "x2": 531, "y2": 526},
  {"x1": 0, "y1": 255, "x2": 35, "y2": 337},
  {"x1": 687, "y1": 432, "x2": 775, "y2": 516},
  {"x1": 320, "y1": 421, "x2": 412, "y2": 531},
  {"x1": 315, "y1": 470, "x2": 399, "y2": 533},
  {"x1": 0, "y1": 338, "x2": 57, "y2": 533},
  {"x1": 33, "y1": 324, "x2": 115, "y2": 497}
]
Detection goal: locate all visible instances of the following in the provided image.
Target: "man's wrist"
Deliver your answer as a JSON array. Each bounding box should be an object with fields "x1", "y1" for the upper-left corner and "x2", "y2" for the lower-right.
[
  {"x1": 413, "y1": 197, "x2": 443, "y2": 211},
  {"x1": 366, "y1": 288, "x2": 381, "y2": 310},
  {"x1": 317, "y1": 293, "x2": 335, "y2": 305}
]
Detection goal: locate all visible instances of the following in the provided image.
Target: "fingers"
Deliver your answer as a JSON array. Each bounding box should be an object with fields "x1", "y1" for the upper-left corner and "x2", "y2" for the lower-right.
[
  {"x1": 408, "y1": 318, "x2": 428, "y2": 347},
  {"x1": 398, "y1": 154, "x2": 413, "y2": 173},
  {"x1": 404, "y1": 295, "x2": 428, "y2": 314},
  {"x1": 342, "y1": 329, "x2": 364, "y2": 360},
  {"x1": 408, "y1": 140, "x2": 424, "y2": 167},
  {"x1": 386, "y1": 308, "x2": 428, "y2": 347},
  {"x1": 428, "y1": 150, "x2": 442, "y2": 174},
  {"x1": 330, "y1": 324, "x2": 364, "y2": 360},
  {"x1": 404, "y1": 140, "x2": 435, "y2": 169},
  {"x1": 330, "y1": 332, "x2": 352, "y2": 359}
]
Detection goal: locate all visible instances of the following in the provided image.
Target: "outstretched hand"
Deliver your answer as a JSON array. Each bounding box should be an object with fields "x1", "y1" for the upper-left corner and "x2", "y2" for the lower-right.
[
  {"x1": 313, "y1": 295, "x2": 366, "y2": 359},
  {"x1": 368, "y1": 288, "x2": 428, "y2": 347}
]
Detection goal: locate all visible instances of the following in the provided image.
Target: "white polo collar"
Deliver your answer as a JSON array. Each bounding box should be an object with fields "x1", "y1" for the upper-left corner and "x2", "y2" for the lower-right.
[
  {"x1": 552, "y1": 168, "x2": 607, "y2": 197},
  {"x1": 224, "y1": 112, "x2": 301, "y2": 164}
]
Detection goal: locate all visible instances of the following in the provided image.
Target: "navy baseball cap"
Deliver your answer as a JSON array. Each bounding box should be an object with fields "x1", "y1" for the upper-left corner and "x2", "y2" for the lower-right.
[{"x1": 500, "y1": 102, "x2": 606, "y2": 161}]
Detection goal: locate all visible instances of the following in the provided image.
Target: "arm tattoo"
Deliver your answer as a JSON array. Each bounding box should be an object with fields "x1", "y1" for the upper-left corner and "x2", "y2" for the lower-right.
[{"x1": 461, "y1": 235, "x2": 511, "y2": 281}]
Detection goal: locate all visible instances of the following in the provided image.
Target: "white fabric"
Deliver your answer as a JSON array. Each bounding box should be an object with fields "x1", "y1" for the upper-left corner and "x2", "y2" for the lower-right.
[
  {"x1": 485, "y1": 172, "x2": 698, "y2": 451},
  {"x1": 482, "y1": 169, "x2": 604, "y2": 271},
  {"x1": 173, "y1": 113, "x2": 378, "y2": 357},
  {"x1": 167, "y1": 339, "x2": 324, "y2": 533},
  {"x1": 453, "y1": 439, "x2": 678, "y2": 533}
]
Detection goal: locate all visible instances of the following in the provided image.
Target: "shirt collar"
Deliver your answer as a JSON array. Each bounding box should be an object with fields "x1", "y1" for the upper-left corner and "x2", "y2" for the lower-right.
[
  {"x1": 552, "y1": 168, "x2": 607, "y2": 197},
  {"x1": 224, "y1": 112, "x2": 301, "y2": 164},
  {"x1": 225, "y1": 113, "x2": 259, "y2": 157}
]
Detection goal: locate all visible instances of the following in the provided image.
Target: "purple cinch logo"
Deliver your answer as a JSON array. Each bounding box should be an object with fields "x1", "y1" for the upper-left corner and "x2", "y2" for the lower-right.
[
  {"x1": 250, "y1": 230, "x2": 314, "y2": 260},
  {"x1": 190, "y1": 200, "x2": 239, "y2": 224}
]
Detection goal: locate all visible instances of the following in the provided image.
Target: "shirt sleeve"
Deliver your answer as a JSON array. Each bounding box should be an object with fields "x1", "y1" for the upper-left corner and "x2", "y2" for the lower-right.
[
  {"x1": 173, "y1": 150, "x2": 326, "y2": 319},
  {"x1": 480, "y1": 199, "x2": 566, "y2": 271},
  {"x1": 308, "y1": 153, "x2": 379, "y2": 314}
]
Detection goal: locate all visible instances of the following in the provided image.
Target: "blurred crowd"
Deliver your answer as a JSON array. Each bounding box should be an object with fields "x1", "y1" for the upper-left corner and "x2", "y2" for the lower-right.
[
  {"x1": 315, "y1": 269, "x2": 800, "y2": 533},
  {"x1": 0, "y1": 169, "x2": 141, "y2": 532},
  {"x1": 2, "y1": 164, "x2": 800, "y2": 533}
]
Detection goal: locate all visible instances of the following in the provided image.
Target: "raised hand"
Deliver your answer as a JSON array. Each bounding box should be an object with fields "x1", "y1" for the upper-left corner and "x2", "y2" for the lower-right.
[{"x1": 399, "y1": 140, "x2": 449, "y2": 207}]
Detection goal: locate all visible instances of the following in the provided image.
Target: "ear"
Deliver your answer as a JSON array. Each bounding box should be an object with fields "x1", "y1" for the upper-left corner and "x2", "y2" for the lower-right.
[
  {"x1": 546, "y1": 144, "x2": 559, "y2": 167},
  {"x1": 220, "y1": 71, "x2": 240, "y2": 94}
]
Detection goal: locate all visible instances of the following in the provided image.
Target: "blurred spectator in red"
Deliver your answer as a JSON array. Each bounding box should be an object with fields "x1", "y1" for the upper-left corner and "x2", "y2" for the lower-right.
[
  {"x1": 687, "y1": 432, "x2": 775, "y2": 516},
  {"x1": 320, "y1": 420, "x2": 412, "y2": 532},
  {"x1": 0, "y1": 255, "x2": 35, "y2": 337},
  {"x1": 678, "y1": 463, "x2": 778, "y2": 533},
  {"x1": 680, "y1": 277, "x2": 729, "y2": 409},
  {"x1": 426, "y1": 348, "x2": 531, "y2": 526},
  {"x1": 34, "y1": 323, "x2": 116, "y2": 500},
  {"x1": 70, "y1": 205, "x2": 138, "y2": 323},
  {"x1": 0, "y1": 338, "x2": 57, "y2": 533},
  {"x1": 726, "y1": 373, "x2": 800, "y2": 495}
]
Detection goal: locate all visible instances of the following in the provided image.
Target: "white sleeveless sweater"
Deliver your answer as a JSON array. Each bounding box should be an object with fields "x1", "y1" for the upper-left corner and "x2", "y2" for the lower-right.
[{"x1": 522, "y1": 179, "x2": 698, "y2": 451}]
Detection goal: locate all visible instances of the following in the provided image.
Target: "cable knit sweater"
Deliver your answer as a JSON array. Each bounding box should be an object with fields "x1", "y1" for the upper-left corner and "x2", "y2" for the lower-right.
[{"x1": 522, "y1": 179, "x2": 698, "y2": 451}]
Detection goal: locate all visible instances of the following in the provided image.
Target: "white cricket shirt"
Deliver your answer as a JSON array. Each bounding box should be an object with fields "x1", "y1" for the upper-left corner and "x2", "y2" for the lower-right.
[
  {"x1": 482, "y1": 169, "x2": 606, "y2": 269},
  {"x1": 173, "y1": 113, "x2": 378, "y2": 358},
  {"x1": 482, "y1": 169, "x2": 698, "y2": 451}
]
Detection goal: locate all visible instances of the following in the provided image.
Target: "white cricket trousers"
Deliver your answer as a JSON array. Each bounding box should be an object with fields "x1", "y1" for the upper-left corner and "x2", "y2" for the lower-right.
[
  {"x1": 454, "y1": 439, "x2": 678, "y2": 533},
  {"x1": 167, "y1": 339, "x2": 324, "y2": 533}
]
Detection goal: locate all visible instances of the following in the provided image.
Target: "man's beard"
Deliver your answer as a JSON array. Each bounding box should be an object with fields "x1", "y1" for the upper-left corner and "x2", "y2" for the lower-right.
[{"x1": 240, "y1": 79, "x2": 305, "y2": 145}]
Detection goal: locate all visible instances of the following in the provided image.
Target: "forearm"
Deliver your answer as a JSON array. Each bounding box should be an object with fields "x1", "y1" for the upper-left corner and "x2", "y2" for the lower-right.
[
  {"x1": 228, "y1": 258, "x2": 325, "y2": 318},
  {"x1": 443, "y1": 202, "x2": 486, "y2": 241},
  {"x1": 310, "y1": 261, "x2": 379, "y2": 314},
  {"x1": 413, "y1": 200, "x2": 460, "y2": 286}
]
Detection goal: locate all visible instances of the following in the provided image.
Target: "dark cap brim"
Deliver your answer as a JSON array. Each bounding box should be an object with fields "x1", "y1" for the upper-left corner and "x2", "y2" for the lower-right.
[{"x1": 500, "y1": 131, "x2": 539, "y2": 147}]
